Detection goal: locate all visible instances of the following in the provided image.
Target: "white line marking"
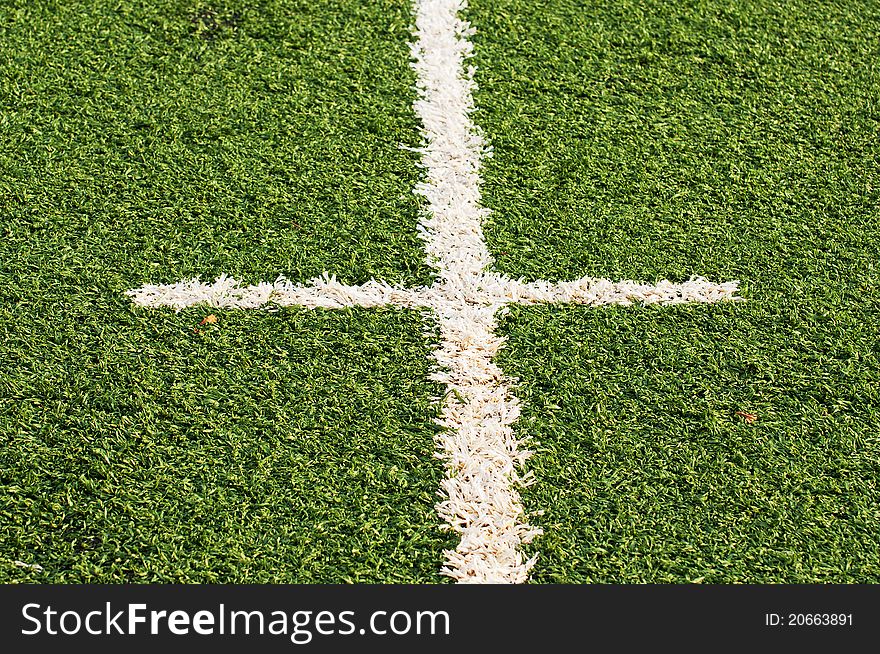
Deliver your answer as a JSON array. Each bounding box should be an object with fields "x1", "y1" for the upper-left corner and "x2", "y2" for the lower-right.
[
  {"x1": 126, "y1": 0, "x2": 741, "y2": 583},
  {"x1": 127, "y1": 273, "x2": 421, "y2": 310},
  {"x1": 127, "y1": 273, "x2": 739, "y2": 311},
  {"x1": 13, "y1": 560, "x2": 44, "y2": 572}
]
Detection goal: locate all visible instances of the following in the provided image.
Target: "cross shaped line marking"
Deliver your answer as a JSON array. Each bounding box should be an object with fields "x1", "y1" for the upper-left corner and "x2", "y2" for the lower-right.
[{"x1": 127, "y1": 0, "x2": 741, "y2": 583}]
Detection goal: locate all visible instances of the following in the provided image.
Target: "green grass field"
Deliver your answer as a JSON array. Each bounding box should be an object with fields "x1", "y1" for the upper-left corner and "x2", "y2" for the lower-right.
[
  {"x1": 2, "y1": 0, "x2": 879, "y2": 582},
  {"x1": 472, "y1": 0, "x2": 880, "y2": 582}
]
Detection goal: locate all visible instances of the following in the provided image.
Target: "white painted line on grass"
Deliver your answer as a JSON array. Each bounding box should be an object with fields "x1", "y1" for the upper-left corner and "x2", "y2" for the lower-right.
[
  {"x1": 408, "y1": 0, "x2": 541, "y2": 583},
  {"x1": 126, "y1": 0, "x2": 741, "y2": 583},
  {"x1": 127, "y1": 273, "x2": 421, "y2": 311},
  {"x1": 13, "y1": 560, "x2": 44, "y2": 572}
]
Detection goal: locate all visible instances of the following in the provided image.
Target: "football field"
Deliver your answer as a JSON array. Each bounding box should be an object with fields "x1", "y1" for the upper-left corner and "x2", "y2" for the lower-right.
[{"x1": 1, "y1": 0, "x2": 878, "y2": 583}]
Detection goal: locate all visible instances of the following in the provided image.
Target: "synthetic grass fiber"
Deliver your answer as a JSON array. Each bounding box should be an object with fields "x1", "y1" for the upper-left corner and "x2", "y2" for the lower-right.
[
  {"x1": 0, "y1": 0, "x2": 451, "y2": 583},
  {"x1": 1, "y1": 0, "x2": 878, "y2": 583},
  {"x1": 470, "y1": 0, "x2": 880, "y2": 582}
]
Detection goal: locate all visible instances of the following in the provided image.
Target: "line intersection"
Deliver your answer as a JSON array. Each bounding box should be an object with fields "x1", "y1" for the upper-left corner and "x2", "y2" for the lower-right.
[{"x1": 127, "y1": 0, "x2": 740, "y2": 582}]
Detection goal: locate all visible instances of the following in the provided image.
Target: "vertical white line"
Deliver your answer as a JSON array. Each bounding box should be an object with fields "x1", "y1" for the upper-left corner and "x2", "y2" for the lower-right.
[
  {"x1": 410, "y1": 0, "x2": 494, "y2": 288},
  {"x1": 427, "y1": 300, "x2": 542, "y2": 583},
  {"x1": 410, "y1": 0, "x2": 541, "y2": 582}
]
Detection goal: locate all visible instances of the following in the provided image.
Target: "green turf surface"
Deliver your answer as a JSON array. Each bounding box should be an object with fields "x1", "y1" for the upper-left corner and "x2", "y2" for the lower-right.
[
  {"x1": 0, "y1": 0, "x2": 452, "y2": 582},
  {"x1": 1, "y1": 307, "x2": 450, "y2": 583},
  {"x1": 0, "y1": 0, "x2": 430, "y2": 285},
  {"x1": 3, "y1": 0, "x2": 879, "y2": 585},
  {"x1": 472, "y1": 0, "x2": 879, "y2": 284},
  {"x1": 500, "y1": 302, "x2": 880, "y2": 583},
  {"x1": 472, "y1": 0, "x2": 880, "y2": 581}
]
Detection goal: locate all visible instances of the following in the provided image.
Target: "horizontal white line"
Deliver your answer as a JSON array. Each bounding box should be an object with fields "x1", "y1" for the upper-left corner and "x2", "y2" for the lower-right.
[
  {"x1": 127, "y1": 274, "x2": 740, "y2": 311},
  {"x1": 499, "y1": 274, "x2": 742, "y2": 306}
]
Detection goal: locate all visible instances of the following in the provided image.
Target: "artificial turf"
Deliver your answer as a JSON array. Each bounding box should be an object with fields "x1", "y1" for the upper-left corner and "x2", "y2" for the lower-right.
[
  {"x1": 471, "y1": 0, "x2": 880, "y2": 581},
  {"x1": 0, "y1": 0, "x2": 431, "y2": 286},
  {"x1": 0, "y1": 0, "x2": 452, "y2": 582},
  {"x1": 2, "y1": 0, "x2": 878, "y2": 584}
]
